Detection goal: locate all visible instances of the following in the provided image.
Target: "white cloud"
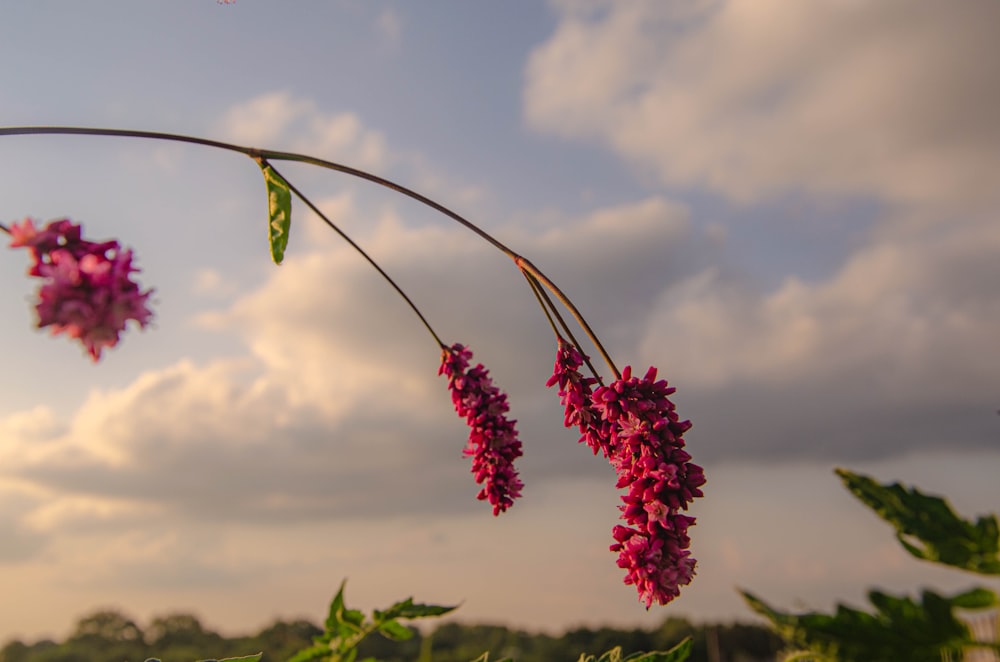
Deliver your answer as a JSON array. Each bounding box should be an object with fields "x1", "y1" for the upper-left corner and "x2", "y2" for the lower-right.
[
  {"x1": 638, "y1": 211, "x2": 1000, "y2": 462},
  {"x1": 0, "y1": 193, "x2": 712, "y2": 536},
  {"x1": 646, "y1": 213, "x2": 1000, "y2": 391},
  {"x1": 526, "y1": 0, "x2": 1000, "y2": 211},
  {"x1": 217, "y1": 92, "x2": 388, "y2": 170}
]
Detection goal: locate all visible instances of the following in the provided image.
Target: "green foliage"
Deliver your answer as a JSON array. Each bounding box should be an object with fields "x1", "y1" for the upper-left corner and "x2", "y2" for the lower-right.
[
  {"x1": 573, "y1": 637, "x2": 692, "y2": 662},
  {"x1": 835, "y1": 468, "x2": 1000, "y2": 574},
  {"x1": 288, "y1": 580, "x2": 458, "y2": 662},
  {"x1": 256, "y1": 158, "x2": 292, "y2": 265},
  {"x1": 0, "y1": 611, "x2": 773, "y2": 662},
  {"x1": 743, "y1": 469, "x2": 1000, "y2": 662},
  {"x1": 470, "y1": 637, "x2": 691, "y2": 662},
  {"x1": 145, "y1": 656, "x2": 262, "y2": 662},
  {"x1": 743, "y1": 587, "x2": 998, "y2": 662}
]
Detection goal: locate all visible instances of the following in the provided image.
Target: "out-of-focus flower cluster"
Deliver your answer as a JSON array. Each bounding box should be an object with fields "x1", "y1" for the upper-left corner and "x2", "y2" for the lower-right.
[
  {"x1": 548, "y1": 339, "x2": 706, "y2": 607},
  {"x1": 7, "y1": 218, "x2": 154, "y2": 361},
  {"x1": 440, "y1": 342, "x2": 524, "y2": 515}
]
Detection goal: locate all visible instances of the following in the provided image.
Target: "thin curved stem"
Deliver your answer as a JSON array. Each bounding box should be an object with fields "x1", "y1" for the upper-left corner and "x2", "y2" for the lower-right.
[
  {"x1": 0, "y1": 126, "x2": 618, "y2": 375},
  {"x1": 0, "y1": 222, "x2": 9, "y2": 235},
  {"x1": 264, "y1": 160, "x2": 446, "y2": 349},
  {"x1": 521, "y1": 268, "x2": 606, "y2": 385},
  {"x1": 522, "y1": 269, "x2": 560, "y2": 338},
  {"x1": 516, "y1": 257, "x2": 619, "y2": 380}
]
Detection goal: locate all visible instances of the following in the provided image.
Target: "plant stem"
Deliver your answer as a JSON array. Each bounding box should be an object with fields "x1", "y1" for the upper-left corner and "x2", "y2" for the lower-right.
[
  {"x1": 521, "y1": 269, "x2": 606, "y2": 385},
  {"x1": 0, "y1": 125, "x2": 618, "y2": 375},
  {"x1": 263, "y1": 160, "x2": 446, "y2": 349}
]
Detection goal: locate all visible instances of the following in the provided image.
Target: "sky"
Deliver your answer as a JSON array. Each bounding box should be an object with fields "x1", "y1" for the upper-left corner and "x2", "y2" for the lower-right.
[{"x1": 1, "y1": 0, "x2": 999, "y2": 645}]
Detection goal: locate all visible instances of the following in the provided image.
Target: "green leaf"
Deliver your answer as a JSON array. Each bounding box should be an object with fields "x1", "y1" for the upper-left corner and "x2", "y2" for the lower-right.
[
  {"x1": 214, "y1": 656, "x2": 264, "y2": 662},
  {"x1": 342, "y1": 608, "x2": 365, "y2": 629},
  {"x1": 325, "y1": 580, "x2": 349, "y2": 631},
  {"x1": 835, "y1": 468, "x2": 1000, "y2": 575},
  {"x1": 949, "y1": 586, "x2": 1000, "y2": 609},
  {"x1": 376, "y1": 618, "x2": 414, "y2": 641},
  {"x1": 377, "y1": 597, "x2": 459, "y2": 621},
  {"x1": 256, "y1": 158, "x2": 292, "y2": 265}
]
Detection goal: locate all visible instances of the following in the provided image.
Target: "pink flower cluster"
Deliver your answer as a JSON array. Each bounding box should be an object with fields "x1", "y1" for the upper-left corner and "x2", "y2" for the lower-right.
[
  {"x1": 7, "y1": 218, "x2": 154, "y2": 362},
  {"x1": 439, "y1": 343, "x2": 524, "y2": 515},
  {"x1": 548, "y1": 339, "x2": 706, "y2": 607}
]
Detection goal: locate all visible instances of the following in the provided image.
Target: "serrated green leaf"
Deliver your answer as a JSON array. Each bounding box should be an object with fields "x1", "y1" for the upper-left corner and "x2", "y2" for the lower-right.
[
  {"x1": 379, "y1": 597, "x2": 458, "y2": 620},
  {"x1": 256, "y1": 158, "x2": 292, "y2": 265},
  {"x1": 326, "y1": 580, "x2": 348, "y2": 631},
  {"x1": 377, "y1": 618, "x2": 414, "y2": 641},
  {"x1": 836, "y1": 468, "x2": 1000, "y2": 575}
]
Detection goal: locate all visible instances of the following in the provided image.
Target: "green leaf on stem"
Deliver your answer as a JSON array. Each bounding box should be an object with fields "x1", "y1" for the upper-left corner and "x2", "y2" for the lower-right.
[
  {"x1": 256, "y1": 158, "x2": 292, "y2": 265},
  {"x1": 835, "y1": 468, "x2": 1000, "y2": 575},
  {"x1": 949, "y1": 586, "x2": 1000, "y2": 610},
  {"x1": 376, "y1": 597, "x2": 459, "y2": 621},
  {"x1": 376, "y1": 618, "x2": 414, "y2": 641}
]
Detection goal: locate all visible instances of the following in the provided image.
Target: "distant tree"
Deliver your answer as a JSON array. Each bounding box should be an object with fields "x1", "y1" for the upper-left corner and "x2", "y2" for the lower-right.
[
  {"x1": 0, "y1": 640, "x2": 30, "y2": 662},
  {"x1": 147, "y1": 613, "x2": 224, "y2": 649},
  {"x1": 60, "y1": 609, "x2": 146, "y2": 662},
  {"x1": 559, "y1": 626, "x2": 655, "y2": 659},
  {"x1": 69, "y1": 609, "x2": 143, "y2": 644}
]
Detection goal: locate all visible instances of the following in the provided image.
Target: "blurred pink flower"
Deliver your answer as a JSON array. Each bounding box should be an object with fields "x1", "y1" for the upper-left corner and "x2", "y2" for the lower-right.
[
  {"x1": 440, "y1": 343, "x2": 523, "y2": 515},
  {"x1": 8, "y1": 218, "x2": 154, "y2": 361}
]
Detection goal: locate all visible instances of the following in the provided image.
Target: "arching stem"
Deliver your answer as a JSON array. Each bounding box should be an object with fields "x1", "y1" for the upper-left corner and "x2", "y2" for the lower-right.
[
  {"x1": 263, "y1": 160, "x2": 446, "y2": 350},
  {"x1": 0, "y1": 126, "x2": 617, "y2": 375}
]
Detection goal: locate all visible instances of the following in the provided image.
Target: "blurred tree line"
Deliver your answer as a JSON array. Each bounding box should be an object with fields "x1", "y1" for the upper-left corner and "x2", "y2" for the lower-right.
[{"x1": 0, "y1": 609, "x2": 781, "y2": 662}]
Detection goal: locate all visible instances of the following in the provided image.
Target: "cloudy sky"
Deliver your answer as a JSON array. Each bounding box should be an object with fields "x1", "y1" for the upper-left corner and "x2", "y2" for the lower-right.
[{"x1": 1, "y1": 0, "x2": 998, "y2": 645}]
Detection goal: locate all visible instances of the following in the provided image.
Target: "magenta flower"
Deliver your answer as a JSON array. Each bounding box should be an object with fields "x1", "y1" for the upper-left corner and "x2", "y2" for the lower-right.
[
  {"x1": 439, "y1": 343, "x2": 523, "y2": 515},
  {"x1": 545, "y1": 339, "x2": 612, "y2": 457},
  {"x1": 594, "y1": 365, "x2": 706, "y2": 607},
  {"x1": 8, "y1": 218, "x2": 154, "y2": 361},
  {"x1": 549, "y1": 343, "x2": 706, "y2": 607}
]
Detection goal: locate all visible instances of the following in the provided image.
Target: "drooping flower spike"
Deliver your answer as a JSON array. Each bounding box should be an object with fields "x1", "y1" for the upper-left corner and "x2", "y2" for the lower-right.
[
  {"x1": 549, "y1": 339, "x2": 706, "y2": 607},
  {"x1": 7, "y1": 218, "x2": 154, "y2": 361},
  {"x1": 440, "y1": 342, "x2": 524, "y2": 515}
]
